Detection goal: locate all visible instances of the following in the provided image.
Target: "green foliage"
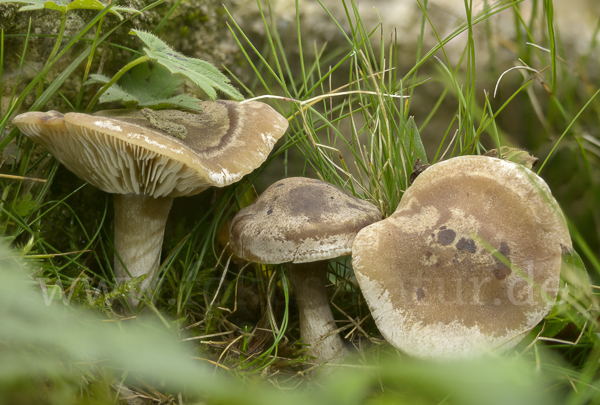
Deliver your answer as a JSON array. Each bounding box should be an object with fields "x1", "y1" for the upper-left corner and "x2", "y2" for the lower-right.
[
  {"x1": 85, "y1": 29, "x2": 245, "y2": 111},
  {"x1": 0, "y1": 242, "x2": 585, "y2": 404},
  {"x1": 14, "y1": 193, "x2": 37, "y2": 217},
  {"x1": 131, "y1": 29, "x2": 244, "y2": 102},
  {"x1": 0, "y1": 0, "x2": 140, "y2": 19},
  {"x1": 86, "y1": 64, "x2": 204, "y2": 110}
]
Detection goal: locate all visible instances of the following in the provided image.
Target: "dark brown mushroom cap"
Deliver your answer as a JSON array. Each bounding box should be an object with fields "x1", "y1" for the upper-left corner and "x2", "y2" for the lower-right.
[
  {"x1": 230, "y1": 177, "x2": 382, "y2": 264},
  {"x1": 12, "y1": 101, "x2": 288, "y2": 198},
  {"x1": 352, "y1": 155, "x2": 571, "y2": 358}
]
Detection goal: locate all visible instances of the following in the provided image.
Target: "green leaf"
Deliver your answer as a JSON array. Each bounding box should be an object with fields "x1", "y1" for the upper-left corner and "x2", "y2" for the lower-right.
[
  {"x1": 560, "y1": 245, "x2": 591, "y2": 304},
  {"x1": 130, "y1": 29, "x2": 244, "y2": 101},
  {"x1": 86, "y1": 74, "x2": 138, "y2": 106},
  {"x1": 483, "y1": 146, "x2": 539, "y2": 170},
  {"x1": 65, "y1": 0, "x2": 142, "y2": 20},
  {"x1": 540, "y1": 316, "x2": 569, "y2": 338},
  {"x1": 0, "y1": 0, "x2": 140, "y2": 19},
  {"x1": 121, "y1": 63, "x2": 189, "y2": 105},
  {"x1": 408, "y1": 117, "x2": 427, "y2": 164},
  {"x1": 86, "y1": 65, "x2": 205, "y2": 110},
  {"x1": 42, "y1": 284, "x2": 63, "y2": 302},
  {"x1": 12, "y1": 193, "x2": 36, "y2": 217},
  {"x1": 84, "y1": 73, "x2": 111, "y2": 86},
  {"x1": 42, "y1": 0, "x2": 69, "y2": 12},
  {"x1": 15, "y1": 199, "x2": 37, "y2": 217},
  {"x1": 0, "y1": 0, "x2": 58, "y2": 12}
]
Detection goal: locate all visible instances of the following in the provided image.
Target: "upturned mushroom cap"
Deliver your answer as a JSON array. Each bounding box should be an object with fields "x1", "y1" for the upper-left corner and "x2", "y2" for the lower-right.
[
  {"x1": 12, "y1": 100, "x2": 288, "y2": 197},
  {"x1": 229, "y1": 177, "x2": 382, "y2": 264},
  {"x1": 352, "y1": 155, "x2": 571, "y2": 359}
]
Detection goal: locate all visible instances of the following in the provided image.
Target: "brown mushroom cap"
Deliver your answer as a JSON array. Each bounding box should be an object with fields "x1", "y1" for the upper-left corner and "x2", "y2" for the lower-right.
[
  {"x1": 230, "y1": 177, "x2": 382, "y2": 264},
  {"x1": 13, "y1": 100, "x2": 288, "y2": 198},
  {"x1": 13, "y1": 101, "x2": 288, "y2": 310},
  {"x1": 352, "y1": 155, "x2": 571, "y2": 358},
  {"x1": 230, "y1": 176, "x2": 381, "y2": 365}
]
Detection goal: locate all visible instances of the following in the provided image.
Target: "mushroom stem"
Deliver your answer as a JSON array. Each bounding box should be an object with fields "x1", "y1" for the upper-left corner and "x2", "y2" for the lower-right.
[
  {"x1": 287, "y1": 261, "x2": 349, "y2": 364},
  {"x1": 113, "y1": 194, "x2": 174, "y2": 310}
]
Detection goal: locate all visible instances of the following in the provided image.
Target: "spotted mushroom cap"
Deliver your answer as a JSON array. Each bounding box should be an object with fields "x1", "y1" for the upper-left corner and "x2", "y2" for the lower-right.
[
  {"x1": 229, "y1": 177, "x2": 382, "y2": 264},
  {"x1": 352, "y1": 155, "x2": 571, "y2": 359},
  {"x1": 12, "y1": 101, "x2": 288, "y2": 198}
]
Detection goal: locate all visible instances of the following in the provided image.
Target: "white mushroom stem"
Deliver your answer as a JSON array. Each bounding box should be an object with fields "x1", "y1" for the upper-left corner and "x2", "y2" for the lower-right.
[
  {"x1": 286, "y1": 261, "x2": 349, "y2": 364},
  {"x1": 113, "y1": 194, "x2": 174, "y2": 310}
]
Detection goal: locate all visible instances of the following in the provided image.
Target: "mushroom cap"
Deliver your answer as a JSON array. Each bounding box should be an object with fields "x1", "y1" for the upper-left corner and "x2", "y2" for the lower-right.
[
  {"x1": 230, "y1": 177, "x2": 382, "y2": 264},
  {"x1": 12, "y1": 101, "x2": 288, "y2": 198},
  {"x1": 352, "y1": 155, "x2": 571, "y2": 359}
]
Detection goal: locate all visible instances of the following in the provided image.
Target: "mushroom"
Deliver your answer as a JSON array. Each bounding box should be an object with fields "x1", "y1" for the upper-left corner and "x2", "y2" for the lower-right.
[
  {"x1": 13, "y1": 101, "x2": 288, "y2": 310},
  {"x1": 352, "y1": 155, "x2": 571, "y2": 359},
  {"x1": 229, "y1": 177, "x2": 382, "y2": 364}
]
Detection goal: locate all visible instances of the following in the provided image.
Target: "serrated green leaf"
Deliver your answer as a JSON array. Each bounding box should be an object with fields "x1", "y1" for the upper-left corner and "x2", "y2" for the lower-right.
[
  {"x1": 111, "y1": 6, "x2": 140, "y2": 15},
  {"x1": 67, "y1": 0, "x2": 106, "y2": 10},
  {"x1": 120, "y1": 63, "x2": 183, "y2": 103},
  {"x1": 0, "y1": 0, "x2": 140, "y2": 18},
  {"x1": 85, "y1": 73, "x2": 111, "y2": 85},
  {"x1": 0, "y1": 0, "x2": 52, "y2": 12},
  {"x1": 86, "y1": 65, "x2": 203, "y2": 110},
  {"x1": 130, "y1": 29, "x2": 244, "y2": 101},
  {"x1": 101, "y1": 84, "x2": 139, "y2": 106},
  {"x1": 42, "y1": 0, "x2": 68, "y2": 12},
  {"x1": 66, "y1": 0, "x2": 141, "y2": 20},
  {"x1": 84, "y1": 75, "x2": 139, "y2": 106},
  {"x1": 44, "y1": 0, "x2": 69, "y2": 14},
  {"x1": 131, "y1": 30, "x2": 174, "y2": 54}
]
